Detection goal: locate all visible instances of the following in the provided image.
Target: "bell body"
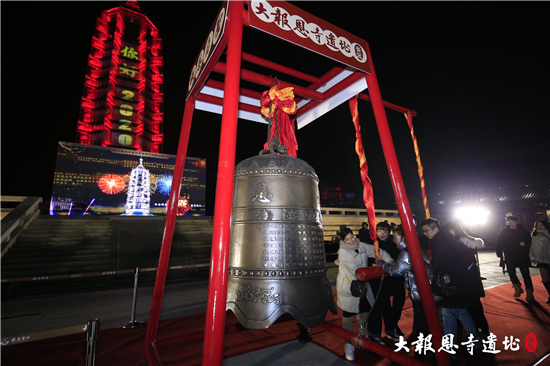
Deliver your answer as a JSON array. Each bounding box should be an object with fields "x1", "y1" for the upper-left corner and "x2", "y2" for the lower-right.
[{"x1": 226, "y1": 154, "x2": 337, "y2": 329}]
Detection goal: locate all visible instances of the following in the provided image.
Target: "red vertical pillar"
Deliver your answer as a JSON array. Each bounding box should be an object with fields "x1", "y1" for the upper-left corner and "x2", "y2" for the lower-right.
[
  {"x1": 141, "y1": 97, "x2": 195, "y2": 364},
  {"x1": 202, "y1": 2, "x2": 244, "y2": 365},
  {"x1": 363, "y1": 43, "x2": 450, "y2": 366}
]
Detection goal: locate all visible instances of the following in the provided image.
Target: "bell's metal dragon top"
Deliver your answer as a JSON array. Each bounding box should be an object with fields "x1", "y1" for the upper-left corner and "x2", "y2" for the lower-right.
[{"x1": 226, "y1": 152, "x2": 337, "y2": 329}]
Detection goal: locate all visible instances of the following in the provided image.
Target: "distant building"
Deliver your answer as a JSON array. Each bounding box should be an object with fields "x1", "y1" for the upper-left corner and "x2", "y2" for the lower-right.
[
  {"x1": 76, "y1": 0, "x2": 164, "y2": 152},
  {"x1": 321, "y1": 187, "x2": 363, "y2": 207},
  {"x1": 321, "y1": 187, "x2": 344, "y2": 206},
  {"x1": 125, "y1": 157, "x2": 151, "y2": 215}
]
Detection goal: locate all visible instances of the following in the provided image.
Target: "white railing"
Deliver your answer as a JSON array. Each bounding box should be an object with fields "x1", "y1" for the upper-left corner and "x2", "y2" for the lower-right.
[
  {"x1": 1, "y1": 196, "x2": 43, "y2": 258},
  {"x1": 320, "y1": 207, "x2": 401, "y2": 241}
]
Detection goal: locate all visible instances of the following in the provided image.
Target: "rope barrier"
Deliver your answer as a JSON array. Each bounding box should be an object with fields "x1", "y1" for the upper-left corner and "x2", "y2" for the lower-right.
[
  {"x1": 0, "y1": 262, "x2": 211, "y2": 283},
  {"x1": 2, "y1": 252, "x2": 341, "y2": 284},
  {"x1": 4, "y1": 198, "x2": 341, "y2": 287}
]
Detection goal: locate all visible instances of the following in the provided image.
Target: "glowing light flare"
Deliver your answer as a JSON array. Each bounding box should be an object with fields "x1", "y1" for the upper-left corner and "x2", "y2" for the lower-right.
[
  {"x1": 455, "y1": 207, "x2": 490, "y2": 226},
  {"x1": 157, "y1": 174, "x2": 173, "y2": 195},
  {"x1": 98, "y1": 174, "x2": 126, "y2": 194}
]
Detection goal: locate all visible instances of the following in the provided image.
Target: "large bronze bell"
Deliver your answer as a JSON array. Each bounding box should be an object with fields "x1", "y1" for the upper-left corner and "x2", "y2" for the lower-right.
[{"x1": 226, "y1": 152, "x2": 337, "y2": 329}]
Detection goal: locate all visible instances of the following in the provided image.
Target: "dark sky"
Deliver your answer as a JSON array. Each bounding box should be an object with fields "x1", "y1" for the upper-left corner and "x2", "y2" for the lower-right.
[{"x1": 1, "y1": 1, "x2": 548, "y2": 219}]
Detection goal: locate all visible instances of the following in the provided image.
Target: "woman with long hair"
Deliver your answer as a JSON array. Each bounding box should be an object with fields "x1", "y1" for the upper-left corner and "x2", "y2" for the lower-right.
[
  {"x1": 335, "y1": 228, "x2": 393, "y2": 361},
  {"x1": 530, "y1": 219, "x2": 550, "y2": 304}
]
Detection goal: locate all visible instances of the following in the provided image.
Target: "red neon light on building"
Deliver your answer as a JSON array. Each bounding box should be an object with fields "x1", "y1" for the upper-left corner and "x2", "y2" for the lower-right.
[{"x1": 76, "y1": 0, "x2": 164, "y2": 152}]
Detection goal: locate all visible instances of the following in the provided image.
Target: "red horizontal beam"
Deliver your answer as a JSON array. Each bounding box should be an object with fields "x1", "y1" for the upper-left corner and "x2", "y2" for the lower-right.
[
  {"x1": 205, "y1": 79, "x2": 304, "y2": 105},
  {"x1": 205, "y1": 79, "x2": 261, "y2": 100},
  {"x1": 296, "y1": 72, "x2": 365, "y2": 117},
  {"x1": 301, "y1": 67, "x2": 417, "y2": 116},
  {"x1": 358, "y1": 92, "x2": 417, "y2": 116},
  {"x1": 241, "y1": 52, "x2": 321, "y2": 85},
  {"x1": 212, "y1": 62, "x2": 324, "y2": 101},
  {"x1": 195, "y1": 93, "x2": 260, "y2": 115},
  {"x1": 307, "y1": 66, "x2": 347, "y2": 91}
]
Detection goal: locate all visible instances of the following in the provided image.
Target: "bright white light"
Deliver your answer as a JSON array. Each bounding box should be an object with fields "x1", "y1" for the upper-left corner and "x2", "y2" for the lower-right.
[{"x1": 455, "y1": 207, "x2": 490, "y2": 226}]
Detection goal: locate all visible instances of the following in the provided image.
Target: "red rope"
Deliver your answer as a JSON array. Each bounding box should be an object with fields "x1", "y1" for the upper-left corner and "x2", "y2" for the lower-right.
[
  {"x1": 349, "y1": 95, "x2": 380, "y2": 258},
  {"x1": 405, "y1": 111, "x2": 430, "y2": 219}
]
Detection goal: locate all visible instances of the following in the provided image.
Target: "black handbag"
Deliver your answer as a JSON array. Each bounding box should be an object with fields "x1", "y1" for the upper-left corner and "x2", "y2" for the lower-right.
[
  {"x1": 350, "y1": 280, "x2": 368, "y2": 298},
  {"x1": 431, "y1": 271, "x2": 456, "y2": 298},
  {"x1": 424, "y1": 258, "x2": 455, "y2": 300}
]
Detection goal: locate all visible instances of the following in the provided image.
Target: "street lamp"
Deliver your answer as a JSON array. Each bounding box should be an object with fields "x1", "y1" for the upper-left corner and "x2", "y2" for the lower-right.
[
  {"x1": 454, "y1": 206, "x2": 490, "y2": 227},
  {"x1": 454, "y1": 206, "x2": 491, "y2": 281}
]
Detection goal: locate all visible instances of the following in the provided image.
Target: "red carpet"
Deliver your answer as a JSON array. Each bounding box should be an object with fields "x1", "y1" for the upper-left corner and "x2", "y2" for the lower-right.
[{"x1": 2, "y1": 277, "x2": 549, "y2": 366}]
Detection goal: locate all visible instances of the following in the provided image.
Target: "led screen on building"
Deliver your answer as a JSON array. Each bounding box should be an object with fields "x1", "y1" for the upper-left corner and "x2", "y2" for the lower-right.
[{"x1": 51, "y1": 142, "x2": 206, "y2": 216}]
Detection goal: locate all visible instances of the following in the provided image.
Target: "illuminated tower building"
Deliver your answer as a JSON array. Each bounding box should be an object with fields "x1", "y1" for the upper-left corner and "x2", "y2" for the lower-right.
[
  {"x1": 126, "y1": 157, "x2": 151, "y2": 215},
  {"x1": 76, "y1": 0, "x2": 164, "y2": 152}
]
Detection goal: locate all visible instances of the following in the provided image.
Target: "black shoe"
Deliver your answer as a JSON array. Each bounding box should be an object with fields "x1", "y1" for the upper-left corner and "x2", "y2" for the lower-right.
[
  {"x1": 386, "y1": 331, "x2": 401, "y2": 342},
  {"x1": 369, "y1": 335, "x2": 386, "y2": 345},
  {"x1": 395, "y1": 327, "x2": 405, "y2": 338}
]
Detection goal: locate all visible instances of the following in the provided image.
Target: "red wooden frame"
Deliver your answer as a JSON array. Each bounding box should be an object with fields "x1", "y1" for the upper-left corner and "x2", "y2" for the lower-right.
[{"x1": 140, "y1": 2, "x2": 449, "y2": 366}]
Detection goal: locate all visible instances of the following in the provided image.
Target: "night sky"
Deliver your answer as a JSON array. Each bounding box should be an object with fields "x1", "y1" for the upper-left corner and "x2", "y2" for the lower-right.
[{"x1": 1, "y1": 2, "x2": 548, "y2": 229}]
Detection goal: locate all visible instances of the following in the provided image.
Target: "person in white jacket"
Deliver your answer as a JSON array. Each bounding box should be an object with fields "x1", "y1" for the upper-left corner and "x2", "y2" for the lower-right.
[
  {"x1": 336, "y1": 228, "x2": 393, "y2": 361},
  {"x1": 529, "y1": 219, "x2": 550, "y2": 304}
]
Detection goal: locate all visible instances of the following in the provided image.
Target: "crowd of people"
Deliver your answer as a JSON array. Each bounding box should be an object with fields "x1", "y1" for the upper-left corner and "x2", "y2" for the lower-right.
[{"x1": 335, "y1": 215, "x2": 550, "y2": 361}]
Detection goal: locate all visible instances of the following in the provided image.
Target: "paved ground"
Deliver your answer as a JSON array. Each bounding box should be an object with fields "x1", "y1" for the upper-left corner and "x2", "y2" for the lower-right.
[{"x1": 1, "y1": 250, "x2": 543, "y2": 358}]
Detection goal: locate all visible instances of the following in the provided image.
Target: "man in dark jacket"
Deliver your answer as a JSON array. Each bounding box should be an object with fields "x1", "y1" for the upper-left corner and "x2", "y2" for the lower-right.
[
  {"x1": 421, "y1": 218, "x2": 482, "y2": 347},
  {"x1": 358, "y1": 222, "x2": 372, "y2": 244},
  {"x1": 496, "y1": 216, "x2": 533, "y2": 300}
]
